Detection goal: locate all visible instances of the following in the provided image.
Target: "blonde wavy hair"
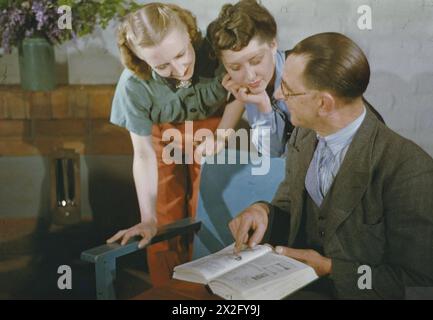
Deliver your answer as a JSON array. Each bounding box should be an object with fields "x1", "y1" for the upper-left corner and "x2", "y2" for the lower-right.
[{"x1": 117, "y1": 2, "x2": 202, "y2": 80}]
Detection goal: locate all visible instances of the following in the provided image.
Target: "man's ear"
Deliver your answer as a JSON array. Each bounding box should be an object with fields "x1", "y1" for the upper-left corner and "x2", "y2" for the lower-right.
[{"x1": 318, "y1": 92, "x2": 335, "y2": 116}]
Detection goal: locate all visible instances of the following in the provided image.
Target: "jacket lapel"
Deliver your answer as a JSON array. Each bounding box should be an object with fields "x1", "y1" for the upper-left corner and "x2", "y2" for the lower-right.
[
  {"x1": 321, "y1": 108, "x2": 379, "y2": 245},
  {"x1": 287, "y1": 128, "x2": 316, "y2": 245},
  {"x1": 286, "y1": 107, "x2": 380, "y2": 246}
]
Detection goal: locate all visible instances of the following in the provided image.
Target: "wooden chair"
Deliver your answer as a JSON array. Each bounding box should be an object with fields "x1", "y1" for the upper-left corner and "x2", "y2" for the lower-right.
[{"x1": 81, "y1": 150, "x2": 285, "y2": 299}]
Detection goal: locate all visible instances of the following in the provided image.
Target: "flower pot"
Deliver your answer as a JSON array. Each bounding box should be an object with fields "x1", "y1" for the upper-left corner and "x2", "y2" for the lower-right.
[{"x1": 18, "y1": 37, "x2": 56, "y2": 91}]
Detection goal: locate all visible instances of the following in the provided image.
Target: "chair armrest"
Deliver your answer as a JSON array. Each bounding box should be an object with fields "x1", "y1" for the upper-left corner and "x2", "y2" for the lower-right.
[
  {"x1": 81, "y1": 217, "x2": 201, "y2": 263},
  {"x1": 80, "y1": 217, "x2": 201, "y2": 300}
]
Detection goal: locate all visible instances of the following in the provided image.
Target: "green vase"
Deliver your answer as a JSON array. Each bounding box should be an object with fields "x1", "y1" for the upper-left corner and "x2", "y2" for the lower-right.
[{"x1": 19, "y1": 37, "x2": 56, "y2": 91}]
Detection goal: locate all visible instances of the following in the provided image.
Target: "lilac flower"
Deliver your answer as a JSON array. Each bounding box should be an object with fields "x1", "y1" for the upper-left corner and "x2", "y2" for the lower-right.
[
  {"x1": 25, "y1": 29, "x2": 34, "y2": 38},
  {"x1": 9, "y1": 8, "x2": 26, "y2": 27},
  {"x1": 0, "y1": 0, "x2": 138, "y2": 54},
  {"x1": 32, "y1": 0, "x2": 49, "y2": 30},
  {"x1": 1, "y1": 28, "x2": 11, "y2": 53}
]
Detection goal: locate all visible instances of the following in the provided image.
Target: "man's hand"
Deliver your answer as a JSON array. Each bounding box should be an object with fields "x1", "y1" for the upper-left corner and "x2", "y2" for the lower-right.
[
  {"x1": 222, "y1": 74, "x2": 272, "y2": 113},
  {"x1": 275, "y1": 246, "x2": 332, "y2": 277},
  {"x1": 107, "y1": 218, "x2": 158, "y2": 249},
  {"x1": 229, "y1": 203, "x2": 270, "y2": 253}
]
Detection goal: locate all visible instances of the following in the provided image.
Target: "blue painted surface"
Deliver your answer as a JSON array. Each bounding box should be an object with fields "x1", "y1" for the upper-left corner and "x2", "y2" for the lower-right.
[{"x1": 192, "y1": 150, "x2": 286, "y2": 259}]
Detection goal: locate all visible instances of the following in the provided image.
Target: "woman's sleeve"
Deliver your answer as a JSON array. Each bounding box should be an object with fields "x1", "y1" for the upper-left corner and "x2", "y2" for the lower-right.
[
  {"x1": 110, "y1": 74, "x2": 153, "y2": 136},
  {"x1": 251, "y1": 109, "x2": 289, "y2": 157}
]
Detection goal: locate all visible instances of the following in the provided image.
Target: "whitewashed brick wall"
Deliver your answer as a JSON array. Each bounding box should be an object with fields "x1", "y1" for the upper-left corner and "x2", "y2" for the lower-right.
[{"x1": 1, "y1": 0, "x2": 432, "y2": 155}]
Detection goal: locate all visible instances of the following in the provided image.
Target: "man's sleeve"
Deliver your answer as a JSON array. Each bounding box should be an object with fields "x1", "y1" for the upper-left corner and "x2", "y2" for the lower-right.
[{"x1": 330, "y1": 146, "x2": 433, "y2": 299}]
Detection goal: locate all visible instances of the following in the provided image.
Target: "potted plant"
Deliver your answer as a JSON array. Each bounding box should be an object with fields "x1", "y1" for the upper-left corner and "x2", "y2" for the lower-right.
[{"x1": 0, "y1": 0, "x2": 138, "y2": 91}]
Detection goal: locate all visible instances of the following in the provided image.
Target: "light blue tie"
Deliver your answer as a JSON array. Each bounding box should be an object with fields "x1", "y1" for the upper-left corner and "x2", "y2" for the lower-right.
[{"x1": 305, "y1": 137, "x2": 335, "y2": 207}]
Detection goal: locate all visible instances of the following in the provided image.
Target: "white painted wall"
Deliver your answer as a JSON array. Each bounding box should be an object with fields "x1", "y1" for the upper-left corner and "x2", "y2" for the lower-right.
[{"x1": 1, "y1": 0, "x2": 432, "y2": 155}]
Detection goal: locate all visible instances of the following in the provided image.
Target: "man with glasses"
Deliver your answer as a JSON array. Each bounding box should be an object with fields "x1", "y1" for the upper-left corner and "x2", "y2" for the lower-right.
[{"x1": 228, "y1": 32, "x2": 433, "y2": 299}]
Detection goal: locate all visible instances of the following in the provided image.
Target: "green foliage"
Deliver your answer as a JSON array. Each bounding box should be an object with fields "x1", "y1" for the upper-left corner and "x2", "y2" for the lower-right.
[{"x1": 58, "y1": 0, "x2": 139, "y2": 37}]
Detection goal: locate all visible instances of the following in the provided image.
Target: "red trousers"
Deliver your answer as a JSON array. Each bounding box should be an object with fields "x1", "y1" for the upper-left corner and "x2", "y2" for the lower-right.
[{"x1": 147, "y1": 117, "x2": 220, "y2": 287}]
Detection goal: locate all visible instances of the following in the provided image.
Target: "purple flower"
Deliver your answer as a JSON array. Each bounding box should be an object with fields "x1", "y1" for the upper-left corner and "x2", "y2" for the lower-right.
[
  {"x1": 32, "y1": 0, "x2": 48, "y2": 30},
  {"x1": 1, "y1": 29, "x2": 11, "y2": 53},
  {"x1": 25, "y1": 29, "x2": 34, "y2": 38},
  {"x1": 0, "y1": 0, "x2": 138, "y2": 53},
  {"x1": 9, "y1": 8, "x2": 26, "y2": 27}
]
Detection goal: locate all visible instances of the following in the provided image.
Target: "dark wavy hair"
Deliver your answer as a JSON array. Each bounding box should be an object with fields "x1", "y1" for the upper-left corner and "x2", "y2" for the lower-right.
[{"x1": 207, "y1": 0, "x2": 277, "y2": 57}]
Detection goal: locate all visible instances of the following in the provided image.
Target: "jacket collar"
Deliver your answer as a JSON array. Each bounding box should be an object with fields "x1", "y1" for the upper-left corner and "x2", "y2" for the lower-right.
[{"x1": 287, "y1": 106, "x2": 380, "y2": 245}]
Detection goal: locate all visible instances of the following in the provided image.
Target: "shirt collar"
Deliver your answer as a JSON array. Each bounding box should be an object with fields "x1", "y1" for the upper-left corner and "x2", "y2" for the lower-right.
[
  {"x1": 266, "y1": 50, "x2": 290, "y2": 116},
  {"x1": 273, "y1": 50, "x2": 285, "y2": 95},
  {"x1": 318, "y1": 105, "x2": 367, "y2": 155}
]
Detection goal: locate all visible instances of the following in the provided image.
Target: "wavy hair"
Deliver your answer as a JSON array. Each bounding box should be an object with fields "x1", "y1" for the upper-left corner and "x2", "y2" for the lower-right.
[
  {"x1": 207, "y1": 0, "x2": 277, "y2": 57},
  {"x1": 117, "y1": 2, "x2": 202, "y2": 80}
]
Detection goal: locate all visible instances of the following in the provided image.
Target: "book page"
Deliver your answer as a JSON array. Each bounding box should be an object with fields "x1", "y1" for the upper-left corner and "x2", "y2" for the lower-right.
[
  {"x1": 174, "y1": 243, "x2": 272, "y2": 282},
  {"x1": 210, "y1": 251, "x2": 314, "y2": 293}
]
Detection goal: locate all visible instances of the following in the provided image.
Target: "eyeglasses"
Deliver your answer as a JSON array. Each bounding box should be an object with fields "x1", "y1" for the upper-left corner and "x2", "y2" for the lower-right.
[{"x1": 279, "y1": 82, "x2": 308, "y2": 99}]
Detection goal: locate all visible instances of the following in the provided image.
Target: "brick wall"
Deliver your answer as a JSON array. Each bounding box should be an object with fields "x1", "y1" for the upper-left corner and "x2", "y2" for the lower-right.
[
  {"x1": 3, "y1": 0, "x2": 431, "y2": 156},
  {"x1": 0, "y1": 85, "x2": 132, "y2": 156}
]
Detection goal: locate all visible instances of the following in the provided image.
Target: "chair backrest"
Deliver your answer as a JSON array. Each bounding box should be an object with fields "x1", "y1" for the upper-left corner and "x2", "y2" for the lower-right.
[{"x1": 192, "y1": 150, "x2": 286, "y2": 259}]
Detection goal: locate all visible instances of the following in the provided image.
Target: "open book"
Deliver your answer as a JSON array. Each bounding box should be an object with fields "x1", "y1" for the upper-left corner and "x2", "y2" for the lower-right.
[{"x1": 173, "y1": 244, "x2": 318, "y2": 300}]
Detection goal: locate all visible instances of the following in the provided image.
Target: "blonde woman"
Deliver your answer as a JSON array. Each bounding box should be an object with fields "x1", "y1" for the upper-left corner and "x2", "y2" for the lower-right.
[{"x1": 107, "y1": 3, "x2": 228, "y2": 286}]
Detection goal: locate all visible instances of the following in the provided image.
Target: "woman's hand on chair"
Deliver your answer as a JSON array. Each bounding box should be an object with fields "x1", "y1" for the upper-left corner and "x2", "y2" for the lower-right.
[{"x1": 107, "y1": 218, "x2": 158, "y2": 249}]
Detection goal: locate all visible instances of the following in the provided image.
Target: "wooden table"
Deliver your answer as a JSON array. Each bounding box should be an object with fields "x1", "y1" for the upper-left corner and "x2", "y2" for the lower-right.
[
  {"x1": 132, "y1": 279, "x2": 221, "y2": 300},
  {"x1": 132, "y1": 279, "x2": 333, "y2": 300}
]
